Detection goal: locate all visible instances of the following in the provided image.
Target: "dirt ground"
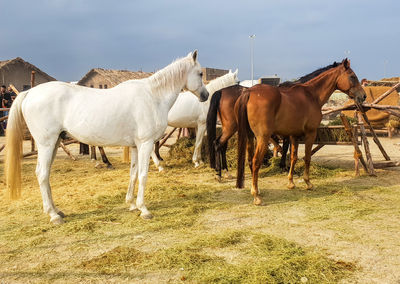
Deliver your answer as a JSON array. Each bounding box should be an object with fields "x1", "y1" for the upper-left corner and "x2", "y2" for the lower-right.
[{"x1": 1, "y1": 133, "x2": 400, "y2": 283}]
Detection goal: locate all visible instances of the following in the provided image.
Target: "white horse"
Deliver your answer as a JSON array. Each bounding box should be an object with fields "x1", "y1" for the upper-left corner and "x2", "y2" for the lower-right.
[
  {"x1": 5, "y1": 50, "x2": 208, "y2": 224},
  {"x1": 152, "y1": 69, "x2": 239, "y2": 169}
]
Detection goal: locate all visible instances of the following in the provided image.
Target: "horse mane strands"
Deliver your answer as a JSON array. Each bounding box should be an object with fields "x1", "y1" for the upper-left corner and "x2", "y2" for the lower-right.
[
  {"x1": 147, "y1": 56, "x2": 194, "y2": 96},
  {"x1": 206, "y1": 72, "x2": 237, "y2": 98}
]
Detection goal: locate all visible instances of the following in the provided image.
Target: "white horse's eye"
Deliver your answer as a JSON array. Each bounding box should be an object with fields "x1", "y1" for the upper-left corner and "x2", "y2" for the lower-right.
[{"x1": 200, "y1": 72, "x2": 203, "y2": 77}]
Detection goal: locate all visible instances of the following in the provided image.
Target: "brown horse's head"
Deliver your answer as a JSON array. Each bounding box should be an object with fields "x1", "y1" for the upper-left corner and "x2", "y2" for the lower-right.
[{"x1": 336, "y1": 58, "x2": 367, "y2": 104}]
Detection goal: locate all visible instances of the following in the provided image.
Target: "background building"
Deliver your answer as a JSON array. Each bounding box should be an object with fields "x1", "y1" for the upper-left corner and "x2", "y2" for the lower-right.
[
  {"x1": 0, "y1": 57, "x2": 56, "y2": 91},
  {"x1": 77, "y1": 68, "x2": 153, "y2": 88}
]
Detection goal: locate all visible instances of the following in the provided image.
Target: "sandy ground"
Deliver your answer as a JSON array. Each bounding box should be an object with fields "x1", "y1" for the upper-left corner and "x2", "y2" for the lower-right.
[{"x1": 1, "y1": 132, "x2": 400, "y2": 283}]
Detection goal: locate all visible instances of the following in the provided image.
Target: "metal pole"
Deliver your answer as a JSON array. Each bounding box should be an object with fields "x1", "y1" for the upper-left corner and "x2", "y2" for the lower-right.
[{"x1": 249, "y1": 35, "x2": 255, "y2": 86}]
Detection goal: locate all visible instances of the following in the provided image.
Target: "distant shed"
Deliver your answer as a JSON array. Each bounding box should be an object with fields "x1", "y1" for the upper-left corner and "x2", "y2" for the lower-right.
[
  {"x1": 77, "y1": 68, "x2": 153, "y2": 89},
  {"x1": 202, "y1": 67, "x2": 229, "y2": 83},
  {"x1": 0, "y1": 57, "x2": 56, "y2": 91}
]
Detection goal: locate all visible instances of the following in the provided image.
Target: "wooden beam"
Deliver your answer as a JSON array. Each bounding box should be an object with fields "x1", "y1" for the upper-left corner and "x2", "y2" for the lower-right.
[
  {"x1": 60, "y1": 142, "x2": 77, "y2": 161},
  {"x1": 357, "y1": 106, "x2": 390, "y2": 161},
  {"x1": 340, "y1": 113, "x2": 368, "y2": 175},
  {"x1": 159, "y1": 127, "x2": 177, "y2": 147},
  {"x1": 9, "y1": 84, "x2": 19, "y2": 95},
  {"x1": 357, "y1": 111, "x2": 376, "y2": 176},
  {"x1": 373, "y1": 160, "x2": 400, "y2": 169},
  {"x1": 23, "y1": 151, "x2": 38, "y2": 158}
]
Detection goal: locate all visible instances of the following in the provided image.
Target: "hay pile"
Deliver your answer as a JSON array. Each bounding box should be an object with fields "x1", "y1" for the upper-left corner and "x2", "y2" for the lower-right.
[{"x1": 169, "y1": 128, "x2": 272, "y2": 168}]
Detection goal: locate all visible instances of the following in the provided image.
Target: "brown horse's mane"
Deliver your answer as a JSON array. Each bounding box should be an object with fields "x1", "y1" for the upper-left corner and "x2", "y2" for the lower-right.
[{"x1": 279, "y1": 61, "x2": 341, "y2": 87}]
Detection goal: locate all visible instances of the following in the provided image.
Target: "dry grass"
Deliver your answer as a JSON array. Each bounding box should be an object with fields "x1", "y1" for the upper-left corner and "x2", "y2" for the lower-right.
[{"x1": 1, "y1": 141, "x2": 400, "y2": 283}]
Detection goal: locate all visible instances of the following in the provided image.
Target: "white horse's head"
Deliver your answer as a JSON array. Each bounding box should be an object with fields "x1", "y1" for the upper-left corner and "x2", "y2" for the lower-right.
[
  {"x1": 228, "y1": 68, "x2": 239, "y2": 84},
  {"x1": 185, "y1": 50, "x2": 209, "y2": 102}
]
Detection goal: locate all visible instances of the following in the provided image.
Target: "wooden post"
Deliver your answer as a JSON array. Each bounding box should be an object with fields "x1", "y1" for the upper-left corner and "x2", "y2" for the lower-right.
[
  {"x1": 123, "y1": 147, "x2": 130, "y2": 163},
  {"x1": 357, "y1": 106, "x2": 390, "y2": 161},
  {"x1": 30, "y1": 71, "x2": 36, "y2": 152},
  {"x1": 356, "y1": 111, "x2": 376, "y2": 176},
  {"x1": 159, "y1": 127, "x2": 177, "y2": 147},
  {"x1": 90, "y1": 146, "x2": 97, "y2": 160},
  {"x1": 60, "y1": 142, "x2": 77, "y2": 161},
  {"x1": 340, "y1": 113, "x2": 368, "y2": 175}
]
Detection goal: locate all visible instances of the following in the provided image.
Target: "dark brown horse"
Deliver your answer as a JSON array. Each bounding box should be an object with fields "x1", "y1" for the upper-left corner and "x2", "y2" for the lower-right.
[{"x1": 236, "y1": 59, "x2": 366, "y2": 205}]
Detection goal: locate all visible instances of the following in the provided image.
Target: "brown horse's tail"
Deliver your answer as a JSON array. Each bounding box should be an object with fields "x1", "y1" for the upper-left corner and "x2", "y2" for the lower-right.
[
  {"x1": 206, "y1": 90, "x2": 222, "y2": 169},
  {"x1": 5, "y1": 91, "x2": 28, "y2": 199},
  {"x1": 236, "y1": 90, "x2": 251, "y2": 188}
]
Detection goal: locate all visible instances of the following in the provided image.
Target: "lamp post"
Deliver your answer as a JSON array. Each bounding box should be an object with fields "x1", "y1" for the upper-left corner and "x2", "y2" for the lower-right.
[
  {"x1": 249, "y1": 34, "x2": 255, "y2": 86},
  {"x1": 384, "y1": 60, "x2": 388, "y2": 78}
]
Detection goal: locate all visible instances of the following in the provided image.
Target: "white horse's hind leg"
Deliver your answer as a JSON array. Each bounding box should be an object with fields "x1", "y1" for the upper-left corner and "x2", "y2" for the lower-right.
[
  {"x1": 49, "y1": 137, "x2": 65, "y2": 218},
  {"x1": 136, "y1": 141, "x2": 154, "y2": 219},
  {"x1": 36, "y1": 141, "x2": 64, "y2": 224},
  {"x1": 151, "y1": 149, "x2": 164, "y2": 172},
  {"x1": 126, "y1": 147, "x2": 138, "y2": 211},
  {"x1": 192, "y1": 124, "x2": 206, "y2": 167}
]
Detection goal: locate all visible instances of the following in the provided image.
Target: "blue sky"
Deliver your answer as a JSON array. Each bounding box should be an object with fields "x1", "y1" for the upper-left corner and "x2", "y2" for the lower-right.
[{"x1": 1, "y1": 0, "x2": 398, "y2": 82}]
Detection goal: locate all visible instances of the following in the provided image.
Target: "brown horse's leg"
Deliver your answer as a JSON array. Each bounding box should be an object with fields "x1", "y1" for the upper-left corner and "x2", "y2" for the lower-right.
[
  {"x1": 287, "y1": 136, "x2": 298, "y2": 189},
  {"x1": 99, "y1": 147, "x2": 114, "y2": 169},
  {"x1": 215, "y1": 124, "x2": 237, "y2": 181},
  {"x1": 270, "y1": 136, "x2": 282, "y2": 157},
  {"x1": 251, "y1": 135, "x2": 269, "y2": 205},
  {"x1": 154, "y1": 141, "x2": 163, "y2": 161},
  {"x1": 247, "y1": 135, "x2": 255, "y2": 173},
  {"x1": 221, "y1": 142, "x2": 232, "y2": 179},
  {"x1": 303, "y1": 131, "x2": 317, "y2": 190}
]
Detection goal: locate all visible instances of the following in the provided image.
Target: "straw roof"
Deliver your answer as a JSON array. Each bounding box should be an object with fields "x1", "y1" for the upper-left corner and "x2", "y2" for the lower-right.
[
  {"x1": 342, "y1": 86, "x2": 399, "y2": 127},
  {"x1": 77, "y1": 68, "x2": 153, "y2": 86},
  {"x1": 0, "y1": 57, "x2": 56, "y2": 81}
]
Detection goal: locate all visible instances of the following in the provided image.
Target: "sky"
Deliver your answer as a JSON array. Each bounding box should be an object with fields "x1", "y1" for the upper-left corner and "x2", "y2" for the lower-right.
[{"x1": 0, "y1": 0, "x2": 399, "y2": 83}]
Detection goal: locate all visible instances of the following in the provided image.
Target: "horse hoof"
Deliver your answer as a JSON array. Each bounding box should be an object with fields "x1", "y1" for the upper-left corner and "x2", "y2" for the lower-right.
[
  {"x1": 194, "y1": 162, "x2": 200, "y2": 168},
  {"x1": 141, "y1": 212, "x2": 153, "y2": 220},
  {"x1": 287, "y1": 183, "x2": 296, "y2": 190},
  {"x1": 50, "y1": 215, "x2": 65, "y2": 225},
  {"x1": 223, "y1": 172, "x2": 233, "y2": 179},
  {"x1": 215, "y1": 175, "x2": 222, "y2": 182},
  {"x1": 57, "y1": 211, "x2": 66, "y2": 218},
  {"x1": 129, "y1": 205, "x2": 139, "y2": 212},
  {"x1": 107, "y1": 164, "x2": 114, "y2": 169},
  {"x1": 253, "y1": 197, "x2": 263, "y2": 206},
  {"x1": 306, "y1": 184, "x2": 314, "y2": 190}
]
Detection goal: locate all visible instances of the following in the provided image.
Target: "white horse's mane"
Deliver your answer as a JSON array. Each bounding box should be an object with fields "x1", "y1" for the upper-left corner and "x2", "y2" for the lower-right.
[
  {"x1": 206, "y1": 72, "x2": 237, "y2": 99},
  {"x1": 146, "y1": 56, "x2": 195, "y2": 96}
]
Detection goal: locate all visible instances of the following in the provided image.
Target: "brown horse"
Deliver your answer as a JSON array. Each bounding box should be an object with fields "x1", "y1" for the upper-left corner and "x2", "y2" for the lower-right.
[
  {"x1": 236, "y1": 59, "x2": 366, "y2": 205},
  {"x1": 205, "y1": 66, "x2": 336, "y2": 180}
]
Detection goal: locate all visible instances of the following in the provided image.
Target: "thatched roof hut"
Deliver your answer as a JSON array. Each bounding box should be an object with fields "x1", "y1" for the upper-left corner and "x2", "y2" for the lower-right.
[
  {"x1": 77, "y1": 68, "x2": 153, "y2": 88},
  {"x1": 0, "y1": 57, "x2": 56, "y2": 91}
]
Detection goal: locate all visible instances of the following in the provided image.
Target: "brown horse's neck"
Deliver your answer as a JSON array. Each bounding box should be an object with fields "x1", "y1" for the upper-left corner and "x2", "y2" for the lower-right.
[{"x1": 304, "y1": 68, "x2": 341, "y2": 107}]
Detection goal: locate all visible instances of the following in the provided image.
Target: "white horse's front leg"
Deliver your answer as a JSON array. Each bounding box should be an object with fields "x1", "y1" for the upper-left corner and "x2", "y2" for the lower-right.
[
  {"x1": 136, "y1": 141, "x2": 154, "y2": 219},
  {"x1": 126, "y1": 147, "x2": 139, "y2": 211},
  {"x1": 192, "y1": 124, "x2": 206, "y2": 167},
  {"x1": 151, "y1": 148, "x2": 164, "y2": 172}
]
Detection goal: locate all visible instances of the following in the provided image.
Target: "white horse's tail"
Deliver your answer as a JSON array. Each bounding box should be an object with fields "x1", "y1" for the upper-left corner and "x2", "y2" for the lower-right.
[{"x1": 5, "y1": 91, "x2": 28, "y2": 199}]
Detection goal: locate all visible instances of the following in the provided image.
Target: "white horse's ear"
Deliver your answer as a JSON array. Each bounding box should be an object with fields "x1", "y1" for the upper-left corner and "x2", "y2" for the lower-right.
[
  {"x1": 234, "y1": 68, "x2": 238, "y2": 75},
  {"x1": 192, "y1": 50, "x2": 198, "y2": 62},
  {"x1": 229, "y1": 69, "x2": 232, "y2": 73}
]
